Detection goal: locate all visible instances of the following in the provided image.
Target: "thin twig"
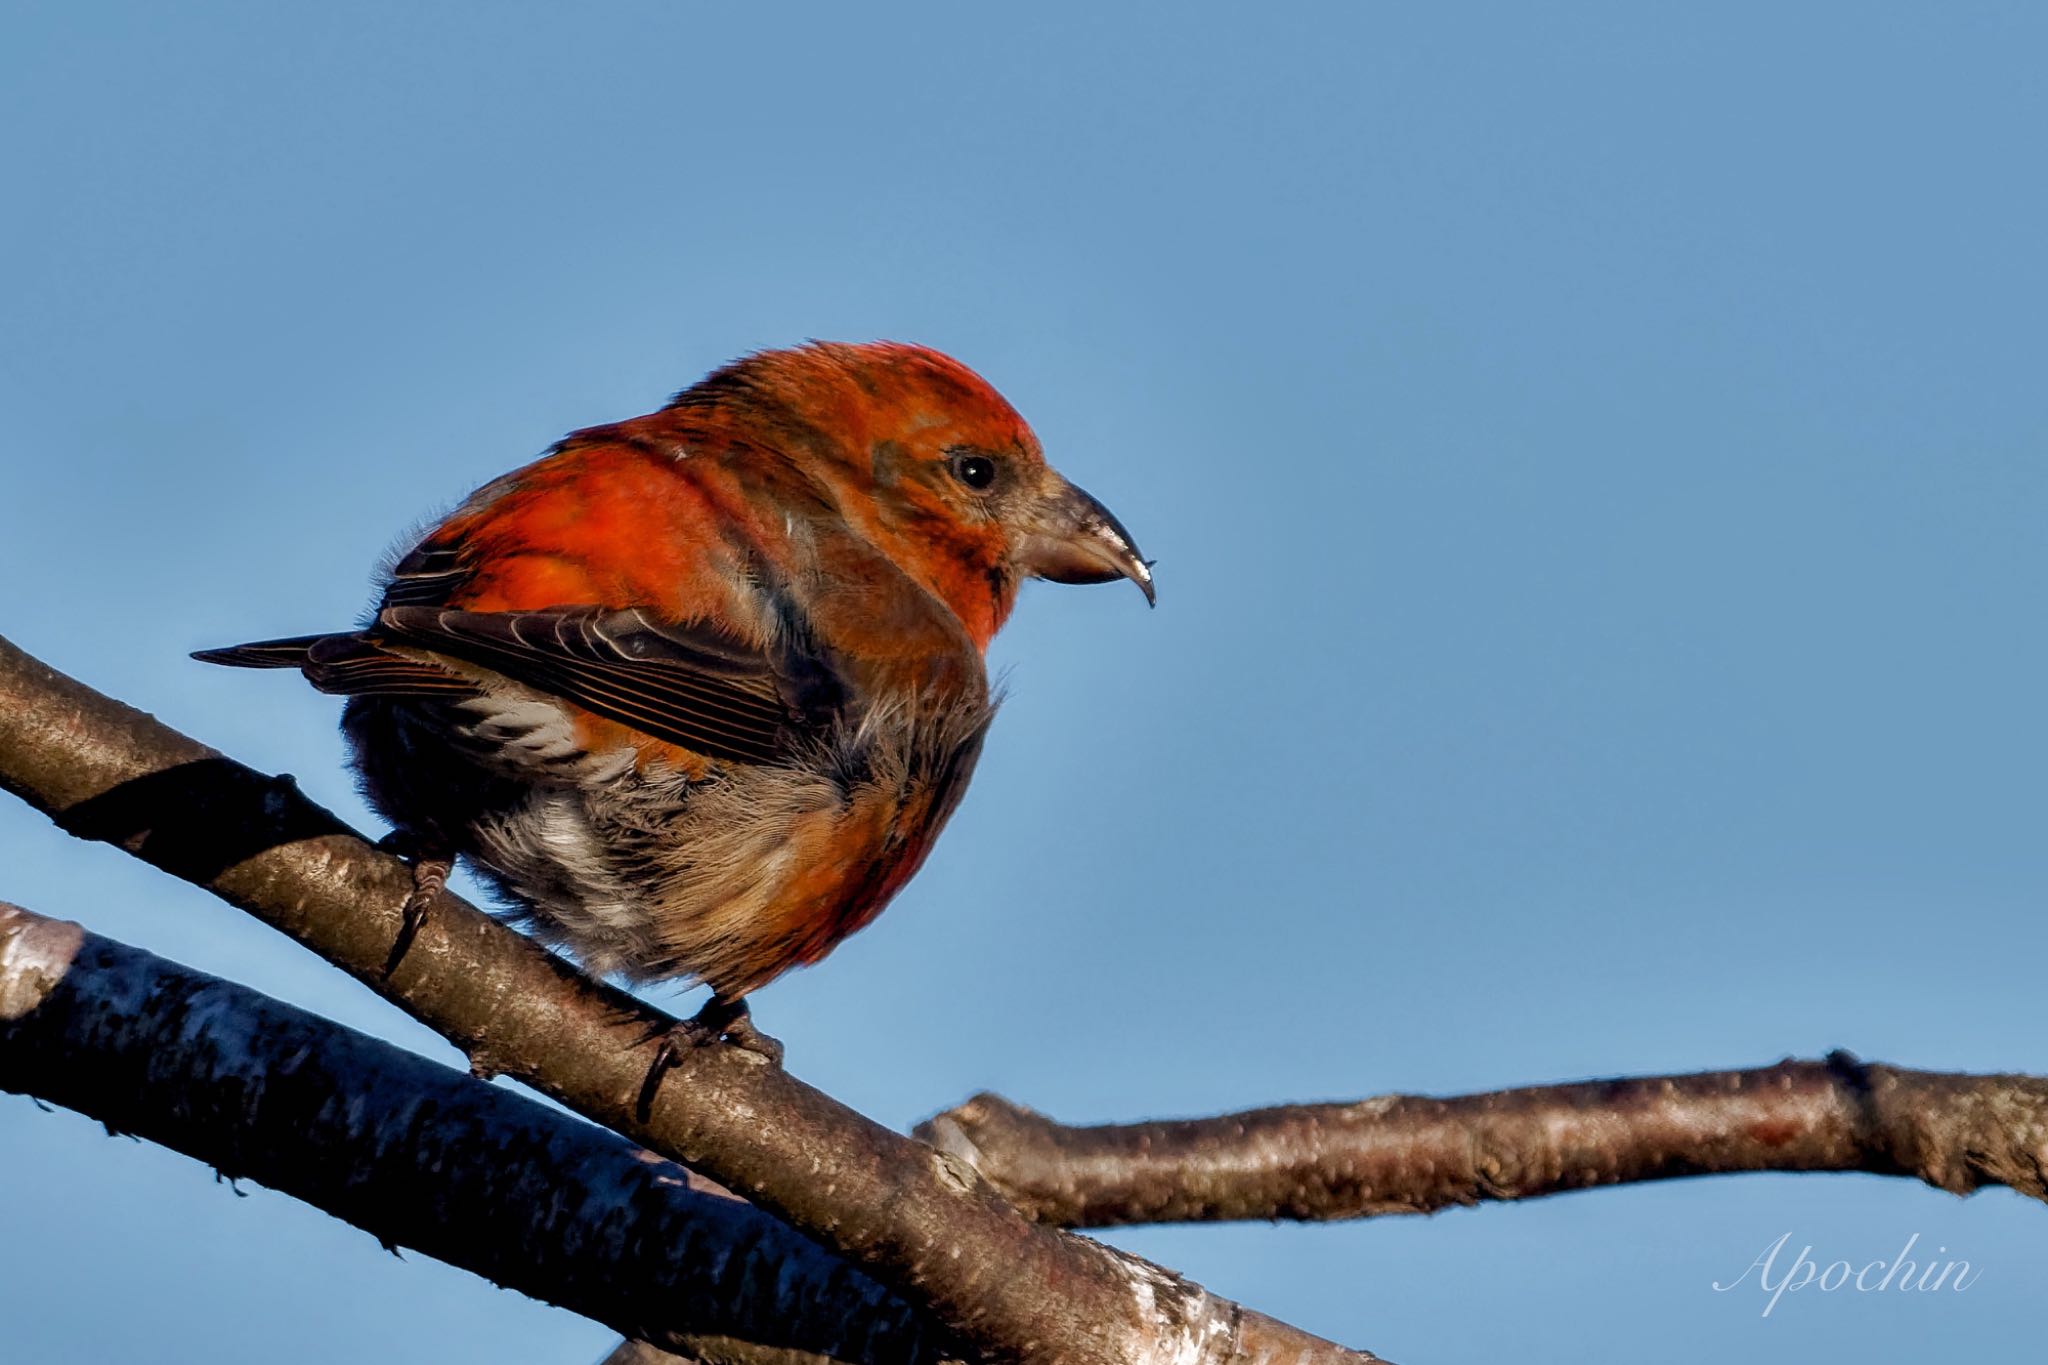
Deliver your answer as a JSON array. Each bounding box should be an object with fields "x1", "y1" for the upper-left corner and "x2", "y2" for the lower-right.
[{"x1": 917, "y1": 1058, "x2": 2048, "y2": 1227}]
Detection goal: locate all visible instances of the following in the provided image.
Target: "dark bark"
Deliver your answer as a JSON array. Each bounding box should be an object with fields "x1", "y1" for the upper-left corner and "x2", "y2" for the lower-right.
[
  {"x1": 0, "y1": 901, "x2": 955, "y2": 1365},
  {"x1": 917, "y1": 1060, "x2": 2048, "y2": 1227},
  {"x1": 0, "y1": 634, "x2": 1377, "y2": 1365}
]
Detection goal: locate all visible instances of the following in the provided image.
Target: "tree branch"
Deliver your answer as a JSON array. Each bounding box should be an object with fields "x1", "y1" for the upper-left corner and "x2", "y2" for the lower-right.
[
  {"x1": 0, "y1": 634, "x2": 1377, "y2": 1365},
  {"x1": 916, "y1": 1058, "x2": 2048, "y2": 1227},
  {"x1": 0, "y1": 900, "x2": 957, "y2": 1365}
]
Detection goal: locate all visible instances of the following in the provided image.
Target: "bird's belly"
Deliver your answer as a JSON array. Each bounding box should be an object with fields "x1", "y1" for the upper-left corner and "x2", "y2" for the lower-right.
[
  {"x1": 464, "y1": 779, "x2": 686, "y2": 979},
  {"x1": 463, "y1": 758, "x2": 948, "y2": 996},
  {"x1": 342, "y1": 690, "x2": 991, "y2": 998}
]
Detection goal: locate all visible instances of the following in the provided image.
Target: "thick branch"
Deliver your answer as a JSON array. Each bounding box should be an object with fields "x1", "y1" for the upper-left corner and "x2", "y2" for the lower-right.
[
  {"x1": 0, "y1": 900, "x2": 951, "y2": 1365},
  {"x1": 0, "y1": 635, "x2": 1374, "y2": 1365},
  {"x1": 917, "y1": 1057, "x2": 2048, "y2": 1227}
]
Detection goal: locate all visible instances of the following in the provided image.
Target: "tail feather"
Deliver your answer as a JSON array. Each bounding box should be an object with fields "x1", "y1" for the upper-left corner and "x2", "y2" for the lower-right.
[
  {"x1": 193, "y1": 632, "x2": 477, "y2": 698},
  {"x1": 191, "y1": 635, "x2": 337, "y2": 668}
]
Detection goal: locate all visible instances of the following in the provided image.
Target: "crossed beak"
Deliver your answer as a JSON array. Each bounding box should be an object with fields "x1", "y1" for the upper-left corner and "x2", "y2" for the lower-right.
[{"x1": 1016, "y1": 477, "x2": 1156, "y2": 606}]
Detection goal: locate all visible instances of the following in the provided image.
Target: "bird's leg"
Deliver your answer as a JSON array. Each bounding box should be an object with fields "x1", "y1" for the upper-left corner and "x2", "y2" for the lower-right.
[
  {"x1": 376, "y1": 830, "x2": 454, "y2": 978},
  {"x1": 635, "y1": 993, "x2": 784, "y2": 1120}
]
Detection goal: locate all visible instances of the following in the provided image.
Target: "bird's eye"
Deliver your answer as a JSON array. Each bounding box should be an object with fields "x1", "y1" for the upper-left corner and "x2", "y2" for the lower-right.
[{"x1": 949, "y1": 452, "x2": 998, "y2": 490}]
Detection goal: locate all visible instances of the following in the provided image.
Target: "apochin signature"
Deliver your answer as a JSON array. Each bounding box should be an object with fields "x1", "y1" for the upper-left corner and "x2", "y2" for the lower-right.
[{"x1": 1714, "y1": 1232, "x2": 1980, "y2": 1316}]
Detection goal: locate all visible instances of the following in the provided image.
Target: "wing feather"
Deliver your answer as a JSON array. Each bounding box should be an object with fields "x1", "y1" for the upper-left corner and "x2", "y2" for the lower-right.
[
  {"x1": 374, "y1": 606, "x2": 814, "y2": 765},
  {"x1": 200, "y1": 605, "x2": 833, "y2": 766}
]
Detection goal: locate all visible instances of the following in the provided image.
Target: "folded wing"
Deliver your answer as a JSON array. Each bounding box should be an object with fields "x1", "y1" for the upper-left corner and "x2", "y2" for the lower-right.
[{"x1": 195, "y1": 604, "x2": 830, "y2": 767}]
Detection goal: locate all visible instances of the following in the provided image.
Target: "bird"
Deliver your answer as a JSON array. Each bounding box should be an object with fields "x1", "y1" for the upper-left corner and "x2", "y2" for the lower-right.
[{"x1": 196, "y1": 340, "x2": 1152, "y2": 1085}]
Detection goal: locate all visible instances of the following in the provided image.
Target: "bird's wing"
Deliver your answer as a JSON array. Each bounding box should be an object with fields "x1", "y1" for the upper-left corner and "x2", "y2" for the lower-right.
[
  {"x1": 371, "y1": 605, "x2": 830, "y2": 766},
  {"x1": 193, "y1": 606, "x2": 830, "y2": 765}
]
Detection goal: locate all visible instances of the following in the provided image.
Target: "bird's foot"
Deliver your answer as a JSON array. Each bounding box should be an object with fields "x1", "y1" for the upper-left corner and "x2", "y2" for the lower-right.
[
  {"x1": 635, "y1": 994, "x2": 784, "y2": 1120},
  {"x1": 376, "y1": 831, "x2": 453, "y2": 977}
]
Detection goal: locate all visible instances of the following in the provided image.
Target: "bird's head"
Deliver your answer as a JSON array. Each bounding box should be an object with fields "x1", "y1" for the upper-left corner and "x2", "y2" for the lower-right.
[{"x1": 672, "y1": 341, "x2": 1153, "y2": 646}]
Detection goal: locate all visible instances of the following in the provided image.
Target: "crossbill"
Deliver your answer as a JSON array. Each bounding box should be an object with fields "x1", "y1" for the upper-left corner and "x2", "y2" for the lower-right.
[{"x1": 198, "y1": 341, "x2": 1151, "y2": 1060}]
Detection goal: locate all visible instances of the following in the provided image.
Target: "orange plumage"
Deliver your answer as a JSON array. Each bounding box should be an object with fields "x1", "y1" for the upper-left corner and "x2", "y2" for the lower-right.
[{"x1": 198, "y1": 341, "x2": 1151, "y2": 1018}]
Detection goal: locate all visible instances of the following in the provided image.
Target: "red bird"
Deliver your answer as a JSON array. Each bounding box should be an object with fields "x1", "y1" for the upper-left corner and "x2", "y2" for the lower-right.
[{"x1": 198, "y1": 341, "x2": 1151, "y2": 1068}]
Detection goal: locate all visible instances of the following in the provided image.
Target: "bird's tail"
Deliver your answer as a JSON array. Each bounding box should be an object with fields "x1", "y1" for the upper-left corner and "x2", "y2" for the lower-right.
[
  {"x1": 192, "y1": 633, "x2": 475, "y2": 697},
  {"x1": 191, "y1": 634, "x2": 338, "y2": 668}
]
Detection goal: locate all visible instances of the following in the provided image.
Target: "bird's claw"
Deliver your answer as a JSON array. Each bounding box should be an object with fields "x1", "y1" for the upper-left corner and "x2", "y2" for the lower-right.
[
  {"x1": 378, "y1": 832, "x2": 452, "y2": 978},
  {"x1": 635, "y1": 995, "x2": 783, "y2": 1120}
]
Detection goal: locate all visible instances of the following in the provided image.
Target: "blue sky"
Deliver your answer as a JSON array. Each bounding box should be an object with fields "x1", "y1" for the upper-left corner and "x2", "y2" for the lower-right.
[{"x1": 2, "y1": 4, "x2": 2042, "y2": 1361}]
